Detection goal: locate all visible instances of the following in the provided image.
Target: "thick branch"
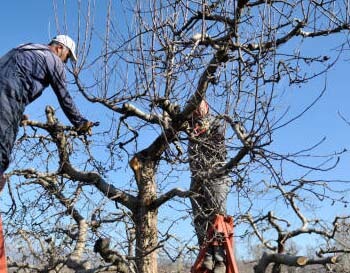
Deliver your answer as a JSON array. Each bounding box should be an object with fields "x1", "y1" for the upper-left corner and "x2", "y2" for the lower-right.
[
  {"x1": 94, "y1": 238, "x2": 135, "y2": 273},
  {"x1": 149, "y1": 188, "x2": 193, "y2": 210},
  {"x1": 180, "y1": 50, "x2": 228, "y2": 120},
  {"x1": 61, "y1": 163, "x2": 138, "y2": 211},
  {"x1": 23, "y1": 107, "x2": 138, "y2": 211},
  {"x1": 254, "y1": 252, "x2": 342, "y2": 273},
  {"x1": 67, "y1": 219, "x2": 89, "y2": 268}
]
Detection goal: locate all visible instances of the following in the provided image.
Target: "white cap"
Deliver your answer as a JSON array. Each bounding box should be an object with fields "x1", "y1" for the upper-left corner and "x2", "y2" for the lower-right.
[{"x1": 51, "y1": 35, "x2": 77, "y2": 62}]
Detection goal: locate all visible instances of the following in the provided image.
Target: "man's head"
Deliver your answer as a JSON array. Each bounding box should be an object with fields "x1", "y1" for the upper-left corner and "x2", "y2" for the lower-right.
[
  {"x1": 190, "y1": 100, "x2": 210, "y2": 136},
  {"x1": 49, "y1": 35, "x2": 77, "y2": 63},
  {"x1": 192, "y1": 100, "x2": 209, "y2": 119}
]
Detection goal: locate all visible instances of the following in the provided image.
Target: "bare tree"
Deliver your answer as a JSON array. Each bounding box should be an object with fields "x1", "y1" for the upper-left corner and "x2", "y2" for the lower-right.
[{"x1": 2, "y1": 1, "x2": 350, "y2": 273}]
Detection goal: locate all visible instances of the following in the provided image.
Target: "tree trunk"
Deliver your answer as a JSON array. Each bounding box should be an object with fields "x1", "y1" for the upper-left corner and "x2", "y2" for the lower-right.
[{"x1": 130, "y1": 155, "x2": 158, "y2": 273}]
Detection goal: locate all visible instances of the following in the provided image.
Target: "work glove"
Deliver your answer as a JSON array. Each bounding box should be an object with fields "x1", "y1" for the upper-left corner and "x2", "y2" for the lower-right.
[
  {"x1": 76, "y1": 121, "x2": 98, "y2": 135},
  {"x1": 20, "y1": 114, "x2": 30, "y2": 126}
]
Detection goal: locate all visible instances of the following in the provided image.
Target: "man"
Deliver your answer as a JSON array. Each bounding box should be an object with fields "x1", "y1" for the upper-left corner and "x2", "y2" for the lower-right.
[
  {"x1": 0, "y1": 35, "x2": 93, "y2": 191},
  {"x1": 188, "y1": 100, "x2": 231, "y2": 273}
]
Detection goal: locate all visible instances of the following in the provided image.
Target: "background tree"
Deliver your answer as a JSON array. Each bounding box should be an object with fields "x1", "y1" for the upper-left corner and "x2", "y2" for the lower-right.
[{"x1": 2, "y1": 1, "x2": 350, "y2": 273}]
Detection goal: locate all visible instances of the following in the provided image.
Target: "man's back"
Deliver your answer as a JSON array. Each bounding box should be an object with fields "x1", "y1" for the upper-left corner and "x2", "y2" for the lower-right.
[{"x1": 0, "y1": 43, "x2": 65, "y2": 104}]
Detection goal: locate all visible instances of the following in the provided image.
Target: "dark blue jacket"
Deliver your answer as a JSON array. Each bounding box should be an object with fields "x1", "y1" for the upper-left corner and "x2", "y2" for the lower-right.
[{"x1": 0, "y1": 43, "x2": 87, "y2": 171}]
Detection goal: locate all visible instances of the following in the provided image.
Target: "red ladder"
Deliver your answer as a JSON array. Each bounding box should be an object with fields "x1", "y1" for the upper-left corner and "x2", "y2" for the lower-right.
[
  {"x1": 191, "y1": 214, "x2": 239, "y2": 273},
  {"x1": 0, "y1": 216, "x2": 7, "y2": 273}
]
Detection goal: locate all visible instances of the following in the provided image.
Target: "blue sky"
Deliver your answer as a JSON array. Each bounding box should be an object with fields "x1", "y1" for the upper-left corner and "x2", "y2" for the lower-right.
[
  {"x1": 1, "y1": 0, "x2": 349, "y2": 160},
  {"x1": 1, "y1": 0, "x2": 350, "y2": 260},
  {"x1": 0, "y1": 1, "x2": 54, "y2": 48}
]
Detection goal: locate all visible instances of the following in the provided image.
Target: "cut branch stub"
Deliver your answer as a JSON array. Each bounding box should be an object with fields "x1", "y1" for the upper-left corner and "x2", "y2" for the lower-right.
[{"x1": 130, "y1": 156, "x2": 142, "y2": 185}]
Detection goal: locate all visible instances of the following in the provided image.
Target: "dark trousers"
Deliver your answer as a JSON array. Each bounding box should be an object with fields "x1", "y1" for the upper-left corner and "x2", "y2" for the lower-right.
[
  {"x1": 190, "y1": 176, "x2": 230, "y2": 246},
  {"x1": 0, "y1": 80, "x2": 25, "y2": 172}
]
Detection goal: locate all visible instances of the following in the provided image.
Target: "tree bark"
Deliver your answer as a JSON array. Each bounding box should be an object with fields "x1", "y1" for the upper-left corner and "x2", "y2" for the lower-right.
[{"x1": 130, "y1": 155, "x2": 159, "y2": 273}]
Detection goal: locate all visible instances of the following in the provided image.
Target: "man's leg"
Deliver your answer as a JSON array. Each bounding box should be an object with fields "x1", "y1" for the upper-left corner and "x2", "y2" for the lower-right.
[
  {"x1": 0, "y1": 172, "x2": 5, "y2": 193},
  {"x1": 213, "y1": 245, "x2": 226, "y2": 273}
]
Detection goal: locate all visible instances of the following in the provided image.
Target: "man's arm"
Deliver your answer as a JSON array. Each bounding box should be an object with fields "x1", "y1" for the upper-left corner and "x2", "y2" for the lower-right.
[{"x1": 47, "y1": 56, "x2": 89, "y2": 128}]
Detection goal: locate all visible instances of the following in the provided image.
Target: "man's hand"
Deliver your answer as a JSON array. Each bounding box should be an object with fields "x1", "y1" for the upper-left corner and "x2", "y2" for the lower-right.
[
  {"x1": 20, "y1": 114, "x2": 30, "y2": 126},
  {"x1": 76, "y1": 121, "x2": 99, "y2": 135}
]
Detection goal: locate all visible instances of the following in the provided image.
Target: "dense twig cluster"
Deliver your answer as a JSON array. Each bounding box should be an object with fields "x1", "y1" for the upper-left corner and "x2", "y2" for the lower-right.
[{"x1": 3, "y1": 1, "x2": 350, "y2": 272}]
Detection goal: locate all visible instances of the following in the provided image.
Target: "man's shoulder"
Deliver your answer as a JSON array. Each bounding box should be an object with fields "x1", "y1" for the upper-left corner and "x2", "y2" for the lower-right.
[
  {"x1": 19, "y1": 44, "x2": 63, "y2": 69},
  {"x1": 18, "y1": 44, "x2": 59, "y2": 60},
  {"x1": 17, "y1": 43, "x2": 49, "y2": 51}
]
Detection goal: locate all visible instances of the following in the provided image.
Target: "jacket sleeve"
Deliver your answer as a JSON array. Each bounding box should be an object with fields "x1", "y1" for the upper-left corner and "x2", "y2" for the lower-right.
[{"x1": 47, "y1": 57, "x2": 87, "y2": 127}]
